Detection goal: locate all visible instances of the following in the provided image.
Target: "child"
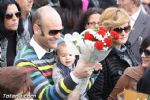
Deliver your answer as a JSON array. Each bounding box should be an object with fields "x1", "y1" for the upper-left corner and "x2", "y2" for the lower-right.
[
  {"x1": 52, "y1": 42, "x2": 80, "y2": 100},
  {"x1": 53, "y1": 42, "x2": 76, "y2": 82},
  {"x1": 52, "y1": 42, "x2": 102, "y2": 100}
]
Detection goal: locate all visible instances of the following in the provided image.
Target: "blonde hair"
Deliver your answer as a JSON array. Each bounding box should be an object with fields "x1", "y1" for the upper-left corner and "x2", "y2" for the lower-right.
[
  {"x1": 99, "y1": 7, "x2": 130, "y2": 29},
  {"x1": 56, "y1": 42, "x2": 67, "y2": 55}
]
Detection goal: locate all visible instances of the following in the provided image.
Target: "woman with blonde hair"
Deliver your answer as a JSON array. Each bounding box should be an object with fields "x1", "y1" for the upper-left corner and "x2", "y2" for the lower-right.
[
  {"x1": 88, "y1": 7, "x2": 139, "y2": 100},
  {"x1": 109, "y1": 36, "x2": 150, "y2": 100}
]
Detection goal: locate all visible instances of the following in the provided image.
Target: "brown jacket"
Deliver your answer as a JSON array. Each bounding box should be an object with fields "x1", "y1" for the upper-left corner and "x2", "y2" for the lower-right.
[{"x1": 108, "y1": 66, "x2": 144, "y2": 100}]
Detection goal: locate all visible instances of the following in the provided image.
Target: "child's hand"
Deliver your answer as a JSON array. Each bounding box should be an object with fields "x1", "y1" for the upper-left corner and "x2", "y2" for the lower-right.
[
  {"x1": 67, "y1": 90, "x2": 80, "y2": 100},
  {"x1": 93, "y1": 63, "x2": 102, "y2": 71}
]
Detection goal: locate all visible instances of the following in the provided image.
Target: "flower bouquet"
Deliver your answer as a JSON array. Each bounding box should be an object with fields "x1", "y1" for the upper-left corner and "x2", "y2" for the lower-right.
[
  {"x1": 64, "y1": 26, "x2": 119, "y2": 63},
  {"x1": 64, "y1": 26, "x2": 119, "y2": 95}
]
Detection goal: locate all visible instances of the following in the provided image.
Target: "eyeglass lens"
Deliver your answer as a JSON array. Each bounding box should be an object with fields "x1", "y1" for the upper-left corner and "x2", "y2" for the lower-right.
[
  {"x1": 139, "y1": 48, "x2": 150, "y2": 56},
  {"x1": 113, "y1": 25, "x2": 131, "y2": 33},
  {"x1": 49, "y1": 29, "x2": 63, "y2": 35},
  {"x1": 5, "y1": 12, "x2": 21, "y2": 19}
]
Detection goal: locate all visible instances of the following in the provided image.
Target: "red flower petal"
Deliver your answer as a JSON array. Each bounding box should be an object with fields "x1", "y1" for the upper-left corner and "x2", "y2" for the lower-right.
[
  {"x1": 110, "y1": 31, "x2": 119, "y2": 40},
  {"x1": 104, "y1": 37, "x2": 113, "y2": 46},
  {"x1": 99, "y1": 26, "x2": 107, "y2": 32},
  {"x1": 94, "y1": 41, "x2": 104, "y2": 50},
  {"x1": 84, "y1": 32, "x2": 94, "y2": 41},
  {"x1": 98, "y1": 26, "x2": 107, "y2": 37}
]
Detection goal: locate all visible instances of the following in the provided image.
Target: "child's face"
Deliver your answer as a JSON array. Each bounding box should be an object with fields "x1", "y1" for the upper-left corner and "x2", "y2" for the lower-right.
[{"x1": 57, "y1": 48, "x2": 75, "y2": 67}]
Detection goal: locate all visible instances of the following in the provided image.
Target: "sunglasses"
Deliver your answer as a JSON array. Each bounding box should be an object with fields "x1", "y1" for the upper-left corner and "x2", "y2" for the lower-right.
[
  {"x1": 49, "y1": 29, "x2": 63, "y2": 35},
  {"x1": 113, "y1": 25, "x2": 131, "y2": 33},
  {"x1": 5, "y1": 12, "x2": 21, "y2": 20},
  {"x1": 139, "y1": 48, "x2": 150, "y2": 56}
]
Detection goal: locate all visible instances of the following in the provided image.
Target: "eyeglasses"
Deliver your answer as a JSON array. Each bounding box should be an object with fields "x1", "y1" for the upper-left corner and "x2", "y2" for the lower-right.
[
  {"x1": 36, "y1": 23, "x2": 63, "y2": 35},
  {"x1": 87, "y1": 22, "x2": 100, "y2": 26},
  {"x1": 5, "y1": 12, "x2": 21, "y2": 20},
  {"x1": 139, "y1": 48, "x2": 150, "y2": 56},
  {"x1": 113, "y1": 25, "x2": 131, "y2": 33},
  {"x1": 49, "y1": 29, "x2": 63, "y2": 35}
]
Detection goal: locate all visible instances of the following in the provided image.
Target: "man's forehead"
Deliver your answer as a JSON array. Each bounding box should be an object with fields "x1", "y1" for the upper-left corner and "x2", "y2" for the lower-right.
[{"x1": 40, "y1": 8, "x2": 61, "y2": 21}]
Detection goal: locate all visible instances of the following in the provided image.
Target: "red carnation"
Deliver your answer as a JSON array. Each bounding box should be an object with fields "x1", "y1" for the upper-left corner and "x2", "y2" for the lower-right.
[
  {"x1": 94, "y1": 41, "x2": 104, "y2": 50},
  {"x1": 84, "y1": 32, "x2": 94, "y2": 41},
  {"x1": 104, "y1": 37, "x2": 113, "y2": 46},
  {"x1": 98, "y1": 26, "x2": 107, "y2": 37},
  {"x1": 110, "y1": 31, "x2": 119, "y2": 40}
]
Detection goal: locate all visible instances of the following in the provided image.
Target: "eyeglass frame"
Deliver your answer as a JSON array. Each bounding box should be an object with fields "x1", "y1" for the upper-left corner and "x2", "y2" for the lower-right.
[
  {"x1": 113, "y1": 25, "x2": 131, "y2": 33},
  {"x1": 48, "y1": 29, "x2": 63, "y2": 35},
  {"x1": 5, "y1": 11, "x2": 21, "y2": 20},
  {"x1": 87, "y1": 21, "x2": 100, "y2": 26},
  {"x1": 139, "y1": 48, "x2": 150, "y2": 57},
  {"x1": 36, "y1": 23, "x2": 63, "y2": 35}
]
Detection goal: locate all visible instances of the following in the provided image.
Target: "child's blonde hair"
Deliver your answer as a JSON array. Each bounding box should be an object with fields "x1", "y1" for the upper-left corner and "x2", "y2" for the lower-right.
[{"x1": 56, "y1": 42, "x2": 67, "y2": 55}]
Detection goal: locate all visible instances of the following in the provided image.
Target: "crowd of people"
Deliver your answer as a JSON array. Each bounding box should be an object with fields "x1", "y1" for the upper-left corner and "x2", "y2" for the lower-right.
[{"x1": 0, "y1": 0, "x2": 150, "y2": 100}]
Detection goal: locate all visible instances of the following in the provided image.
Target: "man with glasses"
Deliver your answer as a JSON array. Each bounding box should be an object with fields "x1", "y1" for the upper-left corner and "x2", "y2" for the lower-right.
[
  {"x1": 117, "y1": 0, "x2": 150, "y2": 63},
  {"x1": 14, "y1": 6, "x2": 97, "y2": 100}
]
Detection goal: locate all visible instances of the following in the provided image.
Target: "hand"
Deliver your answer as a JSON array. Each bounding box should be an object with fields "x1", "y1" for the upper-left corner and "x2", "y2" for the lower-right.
[
  {"x1": 72, "y1": 59, "x2": 96, "y2": 79},
  {"x1": 93, "y1": 62, "x2": 102, "y2": 71},
  {"x1": 67, "y1": 89, "x2": 80, "y2": 100}
]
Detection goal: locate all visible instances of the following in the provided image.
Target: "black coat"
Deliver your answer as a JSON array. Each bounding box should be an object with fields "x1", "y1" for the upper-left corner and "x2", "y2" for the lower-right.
[
  {"x1": 88, "y1": 43, "x2": 139, "y2": 100},
  {"x1": 137, "y1": 68, "x2": 150, "y2": 95}
]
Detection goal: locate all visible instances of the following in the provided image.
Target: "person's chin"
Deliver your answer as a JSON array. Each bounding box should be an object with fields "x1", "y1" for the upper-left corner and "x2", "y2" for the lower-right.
[
  {"x1": 142, "y1": 63, "x2": 149, "y2": 67},
  {"x1": 9, "y1": 27, "x2": 17, "y2": 31},
  {"x1": 65, "y1": 64, "x2": 72, "y2": 67},
  {"x1": 49, "y1": 42, "x2": 57, "y2": 48},
  {"x1": 8, "y1": 29, "x2": 17, "y2": 32},
  {"x1": 50, "y1": 44, "x2": 57, "y2": 49}
]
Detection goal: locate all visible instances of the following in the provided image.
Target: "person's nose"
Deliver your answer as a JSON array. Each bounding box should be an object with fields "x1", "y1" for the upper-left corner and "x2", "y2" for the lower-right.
[
  {"x1": 120, "y1": 30, "x2": 126, "y2": 35},
  {"x1": 54, "y1": 33, "x2": 61, "y2": 39},
  {"x1": 141, "y1": 52, "x2": 146, "y2": 58},
  {"x1": 116, "y1": 0, "x2": 121, "y2": 6},
  {"x1": 28, "y1": 0, "x2": 33, "y2": 3},
  {"x1": 95, "y1": 23, "x2": 99, "y2": 28},
  {"x1": 66, "y1": 56, "x2": 70, "y2": 60},
  {"x1": 12, "y1": 15, "x2": 18, "y2": 21}
]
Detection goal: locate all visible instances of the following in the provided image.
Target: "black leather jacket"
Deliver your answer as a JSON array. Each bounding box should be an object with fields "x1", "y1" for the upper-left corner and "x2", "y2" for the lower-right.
[{"x1": 88, "y1": 43, "x2": 140, "y2": 100}]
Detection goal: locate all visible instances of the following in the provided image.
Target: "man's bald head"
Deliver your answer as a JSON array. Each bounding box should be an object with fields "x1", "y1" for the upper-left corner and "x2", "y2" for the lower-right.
[
  {"x1": 32, "y1": 6, "x2": 63, "y2": 51},
  {"x1": 32, "y1": 6, "x2": 62, "y2": 28}
]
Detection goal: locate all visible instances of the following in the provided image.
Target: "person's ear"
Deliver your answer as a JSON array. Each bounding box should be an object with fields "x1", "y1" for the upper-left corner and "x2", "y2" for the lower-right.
[{"x1": 33, "y1": 24, "x2": 41, "y2": 35}]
